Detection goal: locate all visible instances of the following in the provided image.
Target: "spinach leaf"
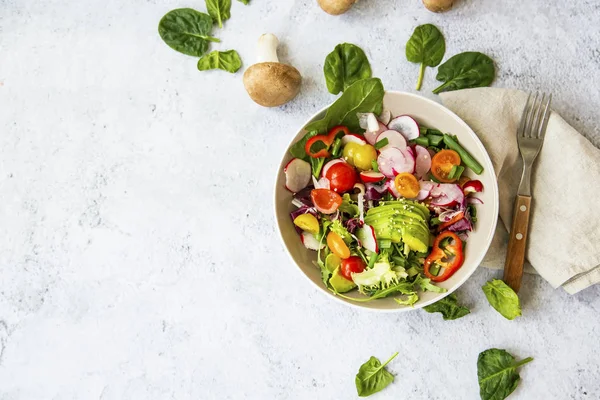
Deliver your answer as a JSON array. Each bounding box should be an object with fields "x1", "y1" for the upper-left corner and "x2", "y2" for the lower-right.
[
  {"x1": 423, "y1": 293, "x2": 470, "y2": 320},
  {"x1": 305, "y1": 78, "x2": 384, "y2": 134},
  {"x1": 289, "y1": 131, "x2": 317, "y2": 160},
  {"x1": 205, "y1": 0, "x2": 231, "y2": 28},
  {"x1": 482, "y1": 279, "x2": 521, "y2": 320},
  {"x1": 324, "y1": 43, "x2": 372, "y2": 95},
  {"x1": 355, "y1": 352, "x2": 398, "y2": 397},
  {"x1": 478, "y1": 349, "x2": 533, "y2": 400},
  {"x1": 197, "y1": 50, "x2": 242, "y2": 73},
  {"x1": 237, "y1": 0, "x2": 250, "y2": 3},
  {"x1": 433, "y1": 52, "x2": 495, "y2": 94},
  {"x1": 310, "y1": 157, "x2": 326, "y2": 178},
  {"x1": 405, "y1": 24, "x2": 445, "y2": 91},
  {"x1": 158, "y1": 8, "x2": 220, "y2": 57}
]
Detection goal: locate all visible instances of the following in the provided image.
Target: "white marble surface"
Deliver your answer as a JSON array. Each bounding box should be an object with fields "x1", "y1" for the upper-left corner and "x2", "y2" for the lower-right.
[{"x1": 1, "y1": 1, "x2": 600, "y2": 399}]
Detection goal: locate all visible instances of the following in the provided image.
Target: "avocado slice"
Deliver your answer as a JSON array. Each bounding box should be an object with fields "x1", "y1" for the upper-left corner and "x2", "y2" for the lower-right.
[
  {"x1": 325, "y1": 253, "x2": 341, "y2": 273},
  {"x1": 329, "y1": 266, "x2": 356, "y2": 293},
  {"x1": 402, "y1": 225, "x2": 430, "y2": 253}
]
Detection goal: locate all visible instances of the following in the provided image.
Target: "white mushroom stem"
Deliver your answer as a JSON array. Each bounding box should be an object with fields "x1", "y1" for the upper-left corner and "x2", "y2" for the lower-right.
[{"x1": 257, "y1": 34, "x2": 280, "y2": 63}]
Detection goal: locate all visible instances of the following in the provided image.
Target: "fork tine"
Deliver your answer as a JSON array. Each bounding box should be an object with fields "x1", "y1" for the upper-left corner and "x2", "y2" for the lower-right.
[
  {"x1": 517, "y1": 92, "x2": 532, "y2": 137},
  {"x1": 524, "y1": 92, "x2": 539, "y2": 138},
  {"x1": 530, "y1": 93, "x2": 546, "y2": 139},
  {"x1": 537, "y1": 94, "x2": 552, "y2": 140}
]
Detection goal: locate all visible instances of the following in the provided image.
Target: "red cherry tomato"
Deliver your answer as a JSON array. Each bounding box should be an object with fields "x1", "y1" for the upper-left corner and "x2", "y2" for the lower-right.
[
  {"x1": 324, "y1": 162, "x2": 357, "y2": 193},
  {"x1": 311, "y1": 189, "x2": 343, "y2": 214},
  {"x1": 340, "y1": 256, "x2": 366, "y2": 280}
]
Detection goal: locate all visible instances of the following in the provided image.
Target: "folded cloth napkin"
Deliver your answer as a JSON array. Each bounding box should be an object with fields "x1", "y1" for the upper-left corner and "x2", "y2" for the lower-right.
[{"x1": 440, "y1": 88, "x2": 600, "y2": 294}]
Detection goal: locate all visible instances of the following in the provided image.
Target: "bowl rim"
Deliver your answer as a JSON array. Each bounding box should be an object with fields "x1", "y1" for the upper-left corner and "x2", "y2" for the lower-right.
[{"x1": 274, "y1": 90, "x2": 499, "y2": 313}]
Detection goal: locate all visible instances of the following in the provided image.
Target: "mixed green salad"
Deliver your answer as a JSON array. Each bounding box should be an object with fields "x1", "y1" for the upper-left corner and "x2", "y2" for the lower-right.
[{"x1": 284, "y1": 99, "x2": 484, "y2": 306}]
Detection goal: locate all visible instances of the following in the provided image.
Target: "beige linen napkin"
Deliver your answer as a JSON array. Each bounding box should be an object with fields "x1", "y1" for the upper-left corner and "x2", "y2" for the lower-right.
[{"x1": 440, "y1": 88, "x2": 600, "y2": 294}]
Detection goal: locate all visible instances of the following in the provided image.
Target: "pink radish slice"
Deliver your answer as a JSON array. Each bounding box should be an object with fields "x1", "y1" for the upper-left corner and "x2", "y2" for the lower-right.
[
  {"x1": 391, "y1": 148, "x2": 416, "y2": 175},
  {"x1": 377, "y1": 148, "x2": 401, "y2": 178},
  {"x1": 285, "y1": 158, "x2": 311, "y2": 193},
  {"x1": 463, "y1": 180, "x2": 484, "y2": 194},
  {"x1": 386, "y1": 179, "x2": 401, "y2": 198},
  {"x1": 360, "y1": 171, "x2": 385, "y2": 183},
  {"x1": 301, "y1": 232, "x2": 324, "y2": 250},
  {"x1": 341, "y1": 134, "x2": 367, "y2": 146},
  {"x1": 357, "y1": 225, "x2": 378, "y2": 252},
  {"x1": 364, "y1": 122, "x2": 387, "y2": 145},
  {"x1": 430, "y1": 184, "x2": 465, "y2": 207},
  {"x1": 387, "y1": 115, "x2": 420, "y2": 141},
  {"x1": 322, "y1": 159, "x2": 346, "y2": 177},
  {"x1": 378, "y1": 109, "x2": 392, "y2": 125},
  {"x1": 414, "y1": 145, "x2": 432, "y2": 178},
  {"x1": 416, "y1": 180, "x2": 435, "y2": 201},
  {"x1": 376, "y1": 130, "x2": 407, "y2": 151}
]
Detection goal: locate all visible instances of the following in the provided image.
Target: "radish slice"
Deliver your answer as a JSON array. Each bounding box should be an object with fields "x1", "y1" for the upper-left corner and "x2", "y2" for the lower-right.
[
  {"x1": 391, "y1": 148, "x2": 415, "y2": 175},
  {"x1": 322, "y1": 159, "x2": 345, "y2": 177},
  {"x1": 364, "y1": 122, "x2": 387, "y2": 146},
  {"x1": 386, "y1": 179, "x2": 401, "y2": 198},
  {"x1": 357, "y1": 225, "x2": 378, "y2": 252},
  {"x1": 301, "y1": 232, "x2": 324, "y2": 250},
  {"x1": 430, "y1": 184, "x2": 465, "y2": 207},
  {"x1": 387, "y1": 115, "x2": 420, "y2": 141},
  {"x1": 376, "y1": 130, "x2": 407, "y2": 151},
  {"x1": 341, "y1": 134, "x2": 367, "y2": 146},
  {"x1": 414, "y1": 145, "x2": 432, "y2": 178},
  {"x1": 285, "y1": 158, "x2": 311, "y2": 193},
  {"x1": 360, "y1": 171, "x2": 385, "y2": 183},
  {"x1": 312, "y1": 176, "x2": 330, "y2": 190},
  {"x1": 416, "y1": 180, "x2": 435, "y2": 201},
  {"x1": 463, "y1": 180, "x2": 484, "y2": 194},
  {"x1": 378, "y1": 109, "x2": 392, "y2": 125},
  {"x1": 358, "y1": 113, "x2": 381, "y2": 133}
]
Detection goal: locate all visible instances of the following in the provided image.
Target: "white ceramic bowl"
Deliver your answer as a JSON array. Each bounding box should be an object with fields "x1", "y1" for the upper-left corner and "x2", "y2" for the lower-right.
[{"x1": 275, "y1": 91, "x2": 499, "y2": 312}]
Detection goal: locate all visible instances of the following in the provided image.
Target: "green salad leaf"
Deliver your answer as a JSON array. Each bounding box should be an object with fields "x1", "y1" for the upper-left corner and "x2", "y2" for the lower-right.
[
  {"x1": 433, "y1": 52, "x2": 495, "y2": 94},
  {"x1": 289, "y1": 131, "x2": 317, "y2": 159},
  {"x1": 478, "y1": 349, "x2": 533, "y2": 400},
  {"x1": 405, "y1": 24, "x2": 445, "y2": 90},
  {"x1": 324, "y1": 43, "x2": 372, "y2": 95},
  {"x1": 414, "y1": 275, "x2": 447, "y2": 293},
  {"x1": 355, "y1": 352, "x2": 398, "y2": 397},
  {"x1": 158, "y1": 8, "x2": 220, "y2": 57},
  {"x1": 310, "y1": 157, "x2": 325, "y2": 178},
  {"x1": 394, "y1": 292, "x2": 419, "y2": 306},
  {"x1": 423, "y1": 293, "x2": 470, "y2": 320},
  {"x1": 304, "y1": 78, "x2": 385, "y2": 134},
  {"x1": 197, "y1": 50, "x2": 242, "y2": 73},
  {"x1": 338, "y1": 194, "x2": 359, "y2": 217},
  {"x1": 205, "y1": 0, "x2": 231, "y2": 28},
  {"x1": 482, "y1": 279, "x2": 521, "y2": 320}
]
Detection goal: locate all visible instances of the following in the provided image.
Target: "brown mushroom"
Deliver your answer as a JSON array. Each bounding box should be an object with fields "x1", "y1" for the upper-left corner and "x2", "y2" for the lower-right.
[
  {"x1": 243, "y1": 34, "x2": 302, "y2": 107},
  {"x1": 422, "y1": 0, "x2": 455, "y2": 13},
  {"x1": 317, "y1": 0, "x2": 359, "y2": 15}
]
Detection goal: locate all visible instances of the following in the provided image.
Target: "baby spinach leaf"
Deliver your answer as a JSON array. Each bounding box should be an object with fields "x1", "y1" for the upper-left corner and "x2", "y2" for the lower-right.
[
  {"x1": 324, "y1": 43, "x2": 372, "y2": 95},
  {"x1": 158, "y1": 8, "x2": 220, "y2": 57},
  {"x1": 482, "y1": 279, "x2": 521, "y2": 320},
  {"x1": 197, "y1": 50, "x2": 242, "y2": 73},
  {"x1": 405, "y1": 24, "x2": 445, "y2": 91},
  {"x1": 433, "y1": 52, "x2": 495, "y2": 94},
  {"x1": 423, "y1": 293, "x2": 470, "y2": 320},
  {"x1": 478, "y1": 349, "x2": 533, "y2": 400},
  {"x1": 305, "y1": 78, "x2": 384, "y2": 134},
  {"x1": 355, "y1": 352, "x2": 398, "y2": 397},
  {"x1": 205, "y1": 0, "x2": 231, "y2": 28},
  {"x1": 310, "y1": 157, "x2": 326, "y2": 178},
  {"x1": 289, "y1": 131, "x2": 317, "y2": 160}
]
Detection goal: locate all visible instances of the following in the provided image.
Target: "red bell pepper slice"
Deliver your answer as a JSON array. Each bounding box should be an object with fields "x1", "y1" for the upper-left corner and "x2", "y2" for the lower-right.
[
  {"x1": 304, "y1": 126, "x2": 350, "y2": 158},
  {"x1": 424, "y1": 231, "x2": 465, "y2": 282}
]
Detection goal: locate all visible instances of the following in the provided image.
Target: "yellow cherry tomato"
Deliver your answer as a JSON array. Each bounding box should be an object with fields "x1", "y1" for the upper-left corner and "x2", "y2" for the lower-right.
[
  {"x1": 342, "y1": 142, "x2": 360, "y2": 165},
  {"x1": 394, "y1": 173, "x2": 420, "y2": 199},
  {"x1": 353, "y1": 144, "x2": 377, "y2": 171},
  {"x1": 293, "y1": 214, "x2": 320, "y2": 234},
  {"x1": 327, "y1": 232, "x2": 351, "y2": 259}
]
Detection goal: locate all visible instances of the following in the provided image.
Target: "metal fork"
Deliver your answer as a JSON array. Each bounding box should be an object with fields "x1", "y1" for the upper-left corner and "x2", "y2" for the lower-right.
[{"x1": 503, "y1": 92, "x2": 552, "y2": 292}]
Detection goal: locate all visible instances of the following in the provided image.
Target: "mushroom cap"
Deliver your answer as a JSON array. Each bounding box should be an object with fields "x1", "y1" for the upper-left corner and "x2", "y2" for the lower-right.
[
  {"x1": 422, "y1": 0, "x2": 454, "y2": 12},
  {"x1": 243, "y1": 62, "x2": 302, "y2": 107},
  {"x1": 317, "y1": 0, "x2": 358, "y2": 15}
]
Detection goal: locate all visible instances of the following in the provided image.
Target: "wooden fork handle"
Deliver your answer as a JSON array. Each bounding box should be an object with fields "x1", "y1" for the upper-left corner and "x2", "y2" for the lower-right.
[{"x1": 503, "y1": 195, "x2": 532, "y2": 293}]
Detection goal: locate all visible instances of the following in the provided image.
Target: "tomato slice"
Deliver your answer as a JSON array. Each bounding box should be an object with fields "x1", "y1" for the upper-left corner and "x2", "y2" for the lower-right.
[
  {"x1": 394, "y1": 173, "x2": 420, "y2": 199},
  {"x1": 311, "y1": 189, "x2": 342, "y2": 214},
  {"x1": 327, "y1": 232, "x2": 351, "y2": 259},
  {"x1": 340, "y1": 256, "x2": 366, "y2": 280},
  {"x1": 325, "y1": 162, "x2": 357, "y2": 193},
  {"x1": 431, "y1": 149, "x2": 461, "y2": 183}
]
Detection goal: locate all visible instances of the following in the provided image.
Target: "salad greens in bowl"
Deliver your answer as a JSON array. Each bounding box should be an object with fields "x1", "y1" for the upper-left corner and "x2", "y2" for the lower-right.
[{"x1": 275, "y1": 83, "x2": 499, "y2": 311}]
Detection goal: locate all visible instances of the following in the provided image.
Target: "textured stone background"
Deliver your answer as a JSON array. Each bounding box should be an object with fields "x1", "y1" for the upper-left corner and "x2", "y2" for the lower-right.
[{"x1": 1, "y1": 0, "x2": 599, "y2": 399}]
